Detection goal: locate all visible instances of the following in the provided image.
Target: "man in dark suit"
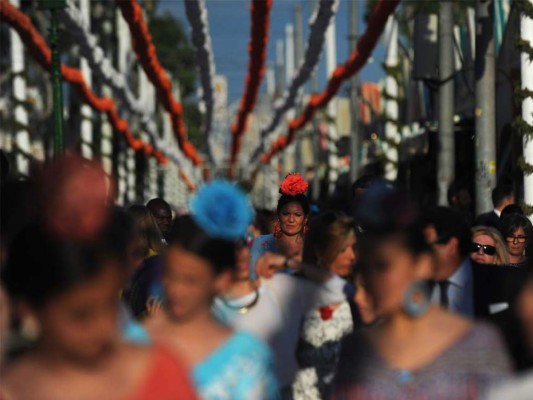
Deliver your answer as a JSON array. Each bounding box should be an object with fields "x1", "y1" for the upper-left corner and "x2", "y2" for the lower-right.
[
  {"x1": 475, "y1": 184, "x2": 515, "y2": 230},
  {"x1": 421, "y1": 207, "x2": 476, "y2": 316},
  {"x1": 422, "y1": 206, "x2": 527, "y2": 368}
]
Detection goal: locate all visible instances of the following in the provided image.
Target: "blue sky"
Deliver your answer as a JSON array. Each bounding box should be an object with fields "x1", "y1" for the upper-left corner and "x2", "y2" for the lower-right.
[{"x1": 158, "y1": 0, "x2": 384, "y2": 105}]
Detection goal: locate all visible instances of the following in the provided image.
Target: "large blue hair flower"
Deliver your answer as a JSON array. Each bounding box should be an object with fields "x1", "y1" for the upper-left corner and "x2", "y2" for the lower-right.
[{"x1": 189, "y1": 180, "x2": 254, "y2": 240}]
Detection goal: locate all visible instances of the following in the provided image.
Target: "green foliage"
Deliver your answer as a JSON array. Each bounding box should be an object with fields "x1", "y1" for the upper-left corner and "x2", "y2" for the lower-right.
[
  {"x1": 514, "y1": 87, "x2": 533, "y2": 106},
  {"x1": 148, "y1": 11, "x2": 196, "y2": 98},
  {"x1": 515, "y1": 0, "x2": 533, "y2": 18},
  {"x1": 515, "y1": 0, "x2": 533, "y2": 215},
  {"x1": 513, "y1": 116, "x2": 533, "y2": 142},
  {"x1": 516, "y1": 38, "x2": 533, "y2": 62}
]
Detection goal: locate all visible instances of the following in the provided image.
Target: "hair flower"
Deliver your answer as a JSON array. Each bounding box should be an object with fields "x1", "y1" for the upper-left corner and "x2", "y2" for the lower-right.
[
  {"x1": 189, "y1": 180, "x2": 254, "y2": 240},
  {"x1": 279, "y1": 173, "x2": 308, "y2": 196}
]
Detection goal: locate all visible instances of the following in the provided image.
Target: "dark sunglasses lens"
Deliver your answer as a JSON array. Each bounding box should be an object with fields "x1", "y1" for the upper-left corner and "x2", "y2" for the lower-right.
[
  {"x1": 483, "y1": 245, "x2": 496, "y2": 255},
  {"x1": 471, "y1": 243, "x2": 496, "y2": 256}
]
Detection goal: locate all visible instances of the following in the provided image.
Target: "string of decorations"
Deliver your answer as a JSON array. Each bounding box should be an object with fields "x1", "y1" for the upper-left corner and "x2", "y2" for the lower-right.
[
  {"x1": 184, "y1": 0, "x2": 216, "y2": 164},
  {"x1": 514, "y1": 0, "x2": 533, "y2": 215},
  {"x1": 228, "y1": 0, "x2": 273, "y2": 177},
  {"x1": 0, "y1": 0, "x2": 167, "y2": 165},
  {"x1": 256, "y1": 0, "x2": 400, "y2": 165},
  {"x1": 61, "y1": 0, "x2": 197, "y2": 188},
  {"x1": 115, "y1": 0, "x2": 202, "y2": 166},
  {"x1": 249, "y1": 0, "x2": 340, "y2": 164},
  {"x1": 59, "y1": 0, "x2": 166, "y2": 156}
]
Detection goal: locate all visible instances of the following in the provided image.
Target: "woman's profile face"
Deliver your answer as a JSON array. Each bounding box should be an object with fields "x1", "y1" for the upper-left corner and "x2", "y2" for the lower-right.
[
  {"x1": 327, "y1": 232, "x2": 357, "y2": 278},
  {"x1": 278, "y1": 202, "x2": 306, "y2": 237},
  {"x1": 470, "y1": 233, "x2": 497, "y2": 265}
]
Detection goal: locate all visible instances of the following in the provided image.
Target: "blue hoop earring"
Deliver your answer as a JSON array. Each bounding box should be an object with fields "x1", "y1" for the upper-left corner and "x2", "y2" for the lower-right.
[{"x1": 402, "y1": 280, "x2": 431, "y2": 318}]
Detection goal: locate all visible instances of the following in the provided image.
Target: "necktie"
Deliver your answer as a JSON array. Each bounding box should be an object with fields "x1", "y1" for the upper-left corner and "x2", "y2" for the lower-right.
[{"x1": 438, "y1": 280, "x2": 450, "y2": 308}]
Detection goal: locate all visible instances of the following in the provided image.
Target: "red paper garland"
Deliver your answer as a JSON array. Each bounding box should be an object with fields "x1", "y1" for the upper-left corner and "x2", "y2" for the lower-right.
[
  {"x1": 0, "y1": 0, "x2": 168, "y2": 165},
  {"x1": 259, "y1": 0, "x2": 400, "y2": 164},
  {"x1": 179, "y1": 169, "x2": 196, "y2": 192},
  {"x1": 228, "y1": 0, "x2": 272, "y2": 176},
  {"x1": 116, "y1": 0, "x2": 202, "y2": 166}
]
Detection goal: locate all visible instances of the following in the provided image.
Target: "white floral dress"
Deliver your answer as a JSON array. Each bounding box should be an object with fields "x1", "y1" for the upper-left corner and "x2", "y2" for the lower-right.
[{"x1": 291, "y1": 301, "x2": 354, "y2": 399}]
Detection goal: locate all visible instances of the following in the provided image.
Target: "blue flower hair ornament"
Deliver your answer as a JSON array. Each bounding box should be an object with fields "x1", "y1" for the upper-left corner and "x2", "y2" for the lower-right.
[{"x1": 189, "y1": 180, "x2": 254, "y2": 240}]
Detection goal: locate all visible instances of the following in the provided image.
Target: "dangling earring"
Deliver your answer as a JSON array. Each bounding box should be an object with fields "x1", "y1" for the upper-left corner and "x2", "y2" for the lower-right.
[
  {"x1": 302, "y1": 223, "x2": 308, "y2": 236},
  {"x1": 21, "y1": 316, "x2": 41, "y2": 341},
  {"x1": 274, "y1": 221, "x2": 282, "y2": 239},
  {"x1": 402, "y1": 280, "x2": 431, "y2": 318}
]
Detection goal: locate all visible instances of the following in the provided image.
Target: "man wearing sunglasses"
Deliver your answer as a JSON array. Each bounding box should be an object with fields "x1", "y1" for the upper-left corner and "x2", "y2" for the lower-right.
[{"x1": 422, "y1": 207, "x2": 475, "y2": 316}]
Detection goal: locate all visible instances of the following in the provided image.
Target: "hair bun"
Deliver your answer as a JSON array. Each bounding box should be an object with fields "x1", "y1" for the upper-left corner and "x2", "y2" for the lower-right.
[
  {"x1": 279, "y1": 173, "x2": 308, "y2": 196},
  {"x1": 189, "y1": 180, "x2": 254, "y2": 240}
]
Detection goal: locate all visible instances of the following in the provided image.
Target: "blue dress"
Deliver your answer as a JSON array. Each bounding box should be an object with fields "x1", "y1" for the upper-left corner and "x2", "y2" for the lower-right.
[
  {"x1": 192, "y1": 331, "x2": 278, "y2": 399},
  {"x1": 249, "y1": 234, "x2": 276, "y2": 279}
]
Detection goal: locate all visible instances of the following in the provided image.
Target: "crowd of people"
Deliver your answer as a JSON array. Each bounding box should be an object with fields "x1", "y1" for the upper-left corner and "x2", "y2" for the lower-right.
[{"x1": 0, "y1": 153, "x2": 533, "y2": 399}]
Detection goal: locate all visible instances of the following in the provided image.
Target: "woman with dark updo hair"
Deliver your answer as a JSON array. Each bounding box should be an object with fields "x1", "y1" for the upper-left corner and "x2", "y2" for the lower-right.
[{"x1": 250, "y1": 173, "x2": 310, "y2": 277}]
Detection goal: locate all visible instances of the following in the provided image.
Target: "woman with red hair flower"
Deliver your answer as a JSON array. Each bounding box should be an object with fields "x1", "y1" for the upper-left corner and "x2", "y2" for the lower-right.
[{"x1": 250, "y1": 173, "x2": 310, "y2": 277}]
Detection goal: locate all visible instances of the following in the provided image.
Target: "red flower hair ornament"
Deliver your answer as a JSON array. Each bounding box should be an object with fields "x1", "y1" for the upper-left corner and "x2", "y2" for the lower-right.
[{"x1": 279, "y1": 173, "x2": 308, "y2": 196}]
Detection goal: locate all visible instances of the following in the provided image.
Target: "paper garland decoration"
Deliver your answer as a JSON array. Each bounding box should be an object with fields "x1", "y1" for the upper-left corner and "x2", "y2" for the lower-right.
[
  {"x1": 257, "y1": 0, "x2": 400, "y2": 164},
  {"x1": 184, "y1": 0, "x2": 216, "y2": 164},
  {"x1": 249, "y1": 0, "x2": 340, "y2": 164},
  {"x1": 0, "y1": 0, "x2": 167, "y2": 164},
  {"x1": 228, "y1": 0, "x2": 272, "y2": 176},
  {"x1": 116, "y1": 0, "x2": 202, "y2": 165}
]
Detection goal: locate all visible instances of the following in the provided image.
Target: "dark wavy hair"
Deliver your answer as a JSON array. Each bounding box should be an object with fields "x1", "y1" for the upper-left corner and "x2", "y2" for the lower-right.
[
  {"x1": 3, "y1": 213, "x2": 130, "y2": 309},
  {"x1": 276, "y1": 194, "x2": 310, "y2": 216},
  {"x1": 167, "y1": 215, "x2": 236, "y2": 274},
  {"x1": 500, "y1": 214, "x2": 533, "y2": 242}
]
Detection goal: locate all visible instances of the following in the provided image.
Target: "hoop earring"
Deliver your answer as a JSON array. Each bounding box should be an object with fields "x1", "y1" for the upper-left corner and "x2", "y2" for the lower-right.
[
  {"x1": 274, "y1": 221, "x2": 282, "y2": 240},
  {"x1": 402, "y1": 280, "x2": 431, "y2": 318}
]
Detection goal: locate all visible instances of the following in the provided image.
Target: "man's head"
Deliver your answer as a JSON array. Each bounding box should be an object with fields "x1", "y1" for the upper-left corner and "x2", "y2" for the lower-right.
[
  {"x1": 421, "y1": 207, "x2": 472, "y2": 280},
  {"x1": 447, "y1": 181, "x2": 472, "y2": 211},
  {"x1": 146, "y1": 198, "x2": 172, "y2": 237},
  {"x1": 492, "y1": 184, "x2": 515, "y2": 212}
]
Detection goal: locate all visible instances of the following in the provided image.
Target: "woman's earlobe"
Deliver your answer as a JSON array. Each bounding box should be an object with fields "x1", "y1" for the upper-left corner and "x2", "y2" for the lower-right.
[{"x1": 415, "y1": 253, "x2": 434, "y2": 280}]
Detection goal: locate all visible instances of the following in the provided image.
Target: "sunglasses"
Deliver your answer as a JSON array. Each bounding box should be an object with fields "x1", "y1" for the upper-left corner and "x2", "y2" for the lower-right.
[{"x1": 470, "y1": 242, "x2": 496, "y2": 256}]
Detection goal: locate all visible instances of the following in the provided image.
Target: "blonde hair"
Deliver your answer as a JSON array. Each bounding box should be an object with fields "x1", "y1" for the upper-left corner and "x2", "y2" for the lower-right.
[
  {"x1": 471, "y1": 225, "x2": 510, "y2": 265},
  {"x1": 303, "y1": 212, "x2": 356, "y2": 269},
  {"x1": 128, "y1": 205, "x2": 165, "y2": 257}
]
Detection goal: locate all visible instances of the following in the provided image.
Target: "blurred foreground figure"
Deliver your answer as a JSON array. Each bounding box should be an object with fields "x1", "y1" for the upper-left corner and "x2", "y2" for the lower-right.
[
  {"x1": 332, "y1": 185, "x2": 511, "y2": 399},
  {"x1": 486, "y1": 264, "x2": 533, "y2": 399},
  {"x1": 0, "y1": 221, "x2": 197, "y2": 400},
  {"x1": 39, "y1": 154, "x2": 113, "y2": 241},
  {"x1": 145, "y1": 181, "x2": 277, "y2": 399}
]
